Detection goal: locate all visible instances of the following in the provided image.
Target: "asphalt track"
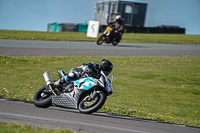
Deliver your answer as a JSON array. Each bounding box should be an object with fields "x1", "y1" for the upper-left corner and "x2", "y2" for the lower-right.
[
  {"x1": 0, "y1": 99, "x2": 199, "y2": 133},
  {"x1": 0, "y1": 39, "x2": 200, "y2": 56},
  {"x1": 0, "y1": 39, "x2": 200, "y2": 133}
]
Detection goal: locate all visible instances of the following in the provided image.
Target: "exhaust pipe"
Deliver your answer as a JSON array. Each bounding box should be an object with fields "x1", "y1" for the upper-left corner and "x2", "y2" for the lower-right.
[
  {"x1": 43, "y1": 72, "x2": 53, "y2": 86},
  {"x1": 43, "y1": 72, "x2": 57, "y2": 96}
]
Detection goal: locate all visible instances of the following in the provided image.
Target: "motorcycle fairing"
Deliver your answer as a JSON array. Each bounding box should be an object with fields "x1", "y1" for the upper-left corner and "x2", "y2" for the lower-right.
[
  {"x1": 52, "y1": 87, "x2": 84, "y2": 109},
  {"x1": 100, "y1": 72, "x2": 113, "y2": 95},
  {"x1": 52, "y1": 74, "x2": 112, "y2": 109},
  {"x1": 52, "y1": 77, "x2": 100, "y2": 109},
  {"x1": 75, "y1": 77, "x2": 97, "y2": 90}
]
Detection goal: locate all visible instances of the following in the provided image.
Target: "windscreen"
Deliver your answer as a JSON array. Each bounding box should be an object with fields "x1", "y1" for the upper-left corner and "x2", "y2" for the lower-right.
[{"x1": 106, "y1": 73, "x2": 113, "y2": 84}]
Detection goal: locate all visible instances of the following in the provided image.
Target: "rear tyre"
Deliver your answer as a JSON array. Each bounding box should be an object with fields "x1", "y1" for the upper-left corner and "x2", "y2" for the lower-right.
[
  {"x1": 78, "y1": 91, "x2": 107, "y2": 114},
  {"x1": 33, "y1": 86, "x2": 52, "y2": 108},
  {"x1": 97, "y1": 35, "x2": 106, "y2": 45}
]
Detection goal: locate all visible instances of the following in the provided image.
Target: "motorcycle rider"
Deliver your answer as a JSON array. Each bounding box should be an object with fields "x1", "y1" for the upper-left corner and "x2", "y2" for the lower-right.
[
  {"x1": 108, "y1": 15, "x2": 125, "y2": 42},
  {"x1": 55, "y1": 59, "x2": 113, "y2": 87}
]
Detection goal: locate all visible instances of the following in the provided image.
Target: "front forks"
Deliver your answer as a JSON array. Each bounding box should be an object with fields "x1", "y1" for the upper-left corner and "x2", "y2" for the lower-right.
[{"x1": 85, "y1": 90, "x2": 100, "y2": 101}]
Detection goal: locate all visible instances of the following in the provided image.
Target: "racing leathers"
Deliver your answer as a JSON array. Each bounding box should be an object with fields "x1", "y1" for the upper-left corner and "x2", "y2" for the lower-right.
[
  {"x1": 54, "y1": 62, "x2": 100, "y2": 86},
  {"x1": 107, "y1": 19, "x2": 125, "y2": 42}
]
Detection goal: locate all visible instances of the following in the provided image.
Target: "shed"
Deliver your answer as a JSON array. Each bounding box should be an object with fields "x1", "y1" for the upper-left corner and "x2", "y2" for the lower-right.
[{"x1": 95, "y1": 1, "x2": 147, "y2": 27}]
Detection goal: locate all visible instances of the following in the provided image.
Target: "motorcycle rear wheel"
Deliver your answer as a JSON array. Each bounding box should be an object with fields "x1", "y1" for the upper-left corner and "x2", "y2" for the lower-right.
[
  {"x1": 33, "y1": 86, "x2": 52, "y2": 108},
  {"x1": 78, "y1": 91, "x2": 107, "y2": 114},
  {"x1": 97, "y1": 35, "x2": 106, "y2": 45}
]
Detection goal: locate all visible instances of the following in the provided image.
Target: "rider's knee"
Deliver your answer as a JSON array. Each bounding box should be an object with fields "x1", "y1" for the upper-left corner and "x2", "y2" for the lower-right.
[{"x1": 67, "y1": 72, "x2": 79, "y2": 79}]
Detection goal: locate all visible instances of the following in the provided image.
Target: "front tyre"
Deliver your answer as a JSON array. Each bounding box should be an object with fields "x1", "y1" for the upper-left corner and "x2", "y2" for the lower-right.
[
  {"x1": 97, "y1": 35, "x2": 106, "y2": 45},
  {"x1": 33, "y1": 86, "x2": 52, "y2": 108},
  {"x1": 112, "y1": 38, "x2": 120, "y2": 46},
  {"x1": 78, "y1": 92, "x2": 107, "y2": 114}
]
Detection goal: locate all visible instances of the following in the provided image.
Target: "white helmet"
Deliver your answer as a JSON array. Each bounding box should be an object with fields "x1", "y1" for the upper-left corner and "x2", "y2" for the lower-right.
[{"x1": 115, "y1": 15, "x2": 122, "y2": 21}]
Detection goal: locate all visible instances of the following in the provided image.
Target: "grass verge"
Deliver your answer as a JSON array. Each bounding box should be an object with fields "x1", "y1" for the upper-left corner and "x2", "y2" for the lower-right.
[
  {"x1": 0, "y1": 123, "x2": 74, "y2": 133},
  {"x1": 0, "y1": 30, "x2": 200, "y2": 44},
  {"x1": 0, "y1": 55, "x2": 199, "y2": 127}
]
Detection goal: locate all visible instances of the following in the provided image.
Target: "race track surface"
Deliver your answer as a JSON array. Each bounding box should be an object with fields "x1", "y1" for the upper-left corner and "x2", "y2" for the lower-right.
[
  {"x1": 0, "y1": 39, "x2": 200, "y2": 56},
  {"x1": 0, "y1": 99, "x2": 199, "y2": 133}
]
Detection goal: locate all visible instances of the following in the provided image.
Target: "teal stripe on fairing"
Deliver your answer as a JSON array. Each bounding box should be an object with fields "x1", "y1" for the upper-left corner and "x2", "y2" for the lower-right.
[
  {"x1": 76, "y1": 78, "x2": 97, "y2": 90},
  {"x1": 83, "y1": 82, "x2": 92, "y2": 90}
]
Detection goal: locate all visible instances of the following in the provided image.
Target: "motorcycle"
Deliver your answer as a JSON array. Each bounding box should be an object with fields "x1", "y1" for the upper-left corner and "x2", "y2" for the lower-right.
[
  {"x1": 33, "y1": 70, "x2": 113, "y2": 114},
  {"x1": 97, "y1": 24, "x2": 121, "y2": 46}
]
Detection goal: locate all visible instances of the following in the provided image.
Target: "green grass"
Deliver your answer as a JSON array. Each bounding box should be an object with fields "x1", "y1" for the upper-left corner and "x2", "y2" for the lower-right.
[
  {"x1": 0, "y1": 123, "x2": 74, "y2": 133},
  {"x1": 0, "y1": 30, "x2": 200, "y2": 44},
  {"x1": 1, "y1": 30, "x2": 199, "y2": 131},
  {"x1": 0, "y1": 55, "x2": 199, "y2": 127}
]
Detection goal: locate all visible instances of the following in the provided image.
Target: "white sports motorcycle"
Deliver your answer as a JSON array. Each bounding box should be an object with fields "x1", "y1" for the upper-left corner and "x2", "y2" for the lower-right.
[{"x1": 33, "y1": 70, "x2": 113, "y2": 114}]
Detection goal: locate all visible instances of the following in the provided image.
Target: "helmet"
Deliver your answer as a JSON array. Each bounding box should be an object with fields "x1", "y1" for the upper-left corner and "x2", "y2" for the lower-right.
[
  {"x1": 115, "y1": 15, "x2": 122, "y2": 21},
  {"x1": 99, "y1": 59, "x2": 113, "y2": 76}
]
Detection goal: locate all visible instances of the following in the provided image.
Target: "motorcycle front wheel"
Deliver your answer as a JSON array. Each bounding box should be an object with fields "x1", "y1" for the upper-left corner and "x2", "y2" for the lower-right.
[
  {"x1": 96, "y1": 35, "x2": 106, "y2": 45},
  {"x1": 78, "y1": 91, "x2": 107, "y2": 114},
  {"x1": 33, "y1": 86, "x2": 52, "y2": 108},
  {"x1": 112, "y1": 38, "x2": 120, "y2": 46}
]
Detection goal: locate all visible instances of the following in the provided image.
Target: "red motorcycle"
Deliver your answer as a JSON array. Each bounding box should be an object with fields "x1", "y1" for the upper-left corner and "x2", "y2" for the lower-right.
[{"x1": 97, "y1": 24, "x2": 121, "y2": 46}]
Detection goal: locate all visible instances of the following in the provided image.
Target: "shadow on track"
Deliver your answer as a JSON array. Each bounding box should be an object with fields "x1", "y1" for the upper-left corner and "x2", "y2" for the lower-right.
[{"x1": 103, "y1": 44, "x2": 150, "y2": 48}]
